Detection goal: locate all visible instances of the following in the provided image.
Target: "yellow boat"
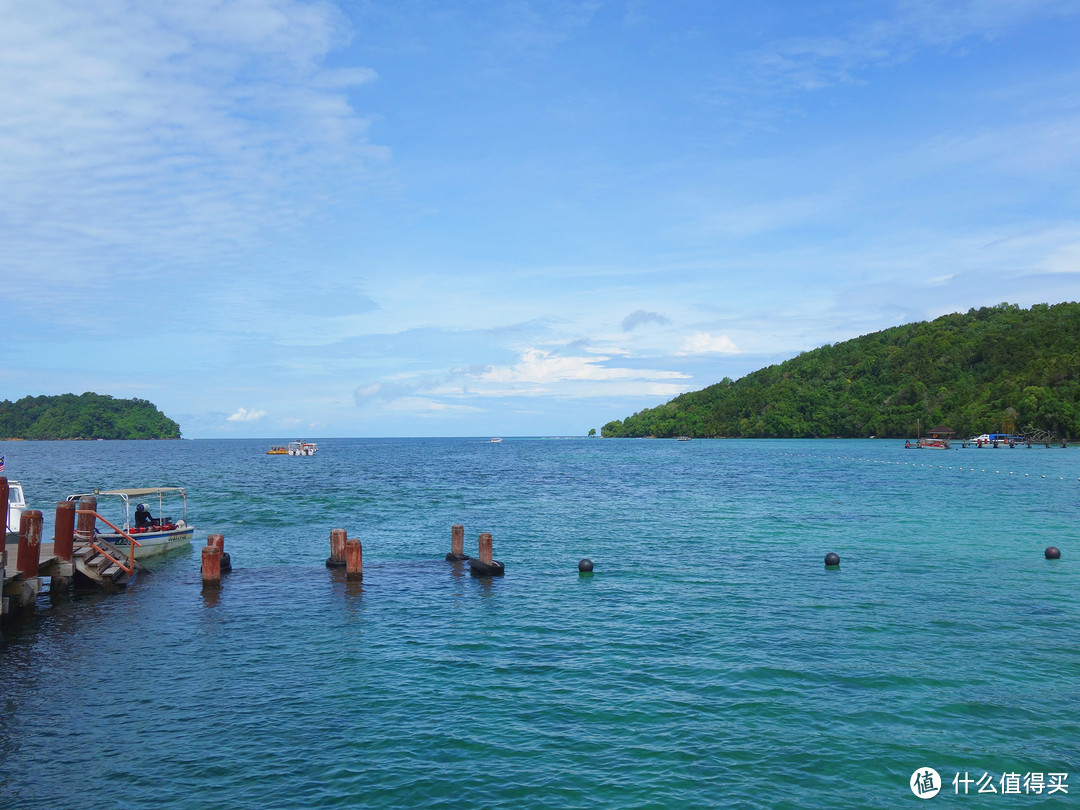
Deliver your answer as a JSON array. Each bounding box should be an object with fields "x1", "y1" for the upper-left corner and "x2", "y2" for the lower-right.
[{"x1": 266, "y1": 445, "x2": 288, "y2": 455}]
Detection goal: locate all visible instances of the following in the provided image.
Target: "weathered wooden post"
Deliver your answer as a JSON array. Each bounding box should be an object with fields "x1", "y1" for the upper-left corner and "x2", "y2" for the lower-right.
[
  {"x1": 467, "y1": 531, "x2": 504, "y2": 576},
  {"x1": 17, "y1": 510, "x2": 42, "y2": 578},
  {"x1": 75, "y1": 495, "x2": 97, "y2": 544},
  {"x1": 445, "y1": 523, "x2": 468, "y2": 561},
  {"x1": 326, "y1": 528, "x2": 347, "y2": 568},
  {"x1": 345, "y1": 538, "x2": 362, "y2": 580},
  {"x1": 208, "y1": 533, "x2": 231, "y2": 573},
  {"x1": 201, "y1": 544, "x2": 222, "y2": 586}
]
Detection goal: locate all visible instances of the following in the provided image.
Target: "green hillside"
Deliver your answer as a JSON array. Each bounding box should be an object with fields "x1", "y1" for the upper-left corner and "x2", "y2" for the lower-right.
[
  {"x1": 602, "y1": 303, "x2": 1080, "y2": 440},
  {"x1": 0, "y1": 393, "x2": 181, "y2": 440}
]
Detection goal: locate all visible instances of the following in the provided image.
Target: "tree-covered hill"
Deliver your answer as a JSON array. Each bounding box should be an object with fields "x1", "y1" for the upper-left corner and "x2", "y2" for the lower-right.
[
  {"x1": 0, "y1": 393, "x2": 181, "y2": 440},
  {"x1": 602, "y1": 303, "x2": 1080, "y2": 440}
]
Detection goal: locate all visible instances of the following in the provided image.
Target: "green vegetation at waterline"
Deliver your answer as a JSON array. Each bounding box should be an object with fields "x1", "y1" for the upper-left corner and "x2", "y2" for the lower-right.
[
  {"x1": 0, "y1": 393, "x2": 181, "y2": 440},
  {"x1": 603, "y1": 303, "x2": 1080, "y2": 440}
]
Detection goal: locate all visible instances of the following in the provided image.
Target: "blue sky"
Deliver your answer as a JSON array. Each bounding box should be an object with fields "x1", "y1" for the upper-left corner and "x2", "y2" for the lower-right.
[{"x1": 2, "y1": 0, "x2": 1079, "y2": 438}]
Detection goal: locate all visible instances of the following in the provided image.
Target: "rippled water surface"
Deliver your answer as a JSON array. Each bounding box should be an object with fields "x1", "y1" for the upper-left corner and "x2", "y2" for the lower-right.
[{"x1": 2, "y1": 438, "x2": 1078, "y2": 808}]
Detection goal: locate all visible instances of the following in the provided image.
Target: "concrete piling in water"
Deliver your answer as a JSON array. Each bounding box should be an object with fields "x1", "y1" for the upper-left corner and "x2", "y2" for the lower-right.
[
  {"x1": 209, "y1": 533, "x2": 231, "y2": 573},
  {"x1": 52, "y1": 500, "x2": 76, "y2": 595},
  {"x1": 201, "y1": 544, "x2": 222, "y2": 586},
  {"x1": 345, "y1": 538, "x2": 363, "y2": 580},
  {"x1": 467, "y1": 531, "x2": 504, "y2": 576},
  {"x1": 54, "y1": 501, "x2": 75, "y2": 563},
  {"x1": 1, "y1": 478, "x2": 8, "y2": 585},
  {"x1": 445, "y1": 523, "x2": 469, "y2": 561},
  {"x1": 1, "y1": 477, "x2": 9, "y2": 537},
  {"x1": 326, "y1": 528, "x2": 347, "y2": 568},
  {"x1": 17, "y1": 511, "x2": 43, "y2": 578}
]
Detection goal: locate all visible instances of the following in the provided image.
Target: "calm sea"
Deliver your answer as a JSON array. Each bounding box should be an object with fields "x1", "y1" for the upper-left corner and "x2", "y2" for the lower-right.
[{"x1": 1, "y1": 438, "x2": 1077, "y2": 808}]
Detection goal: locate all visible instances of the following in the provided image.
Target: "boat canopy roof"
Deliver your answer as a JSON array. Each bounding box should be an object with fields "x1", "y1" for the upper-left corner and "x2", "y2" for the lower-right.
[{"x1": 69, "y1": 487, "x2": 186, "y2": 499}]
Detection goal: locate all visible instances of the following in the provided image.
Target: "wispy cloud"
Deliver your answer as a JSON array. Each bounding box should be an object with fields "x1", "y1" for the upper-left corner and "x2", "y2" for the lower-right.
[
  {"x1": 753, "y1": 0, "x2": 1079, "y2": 91},
  {"x1": 621, "y1": 310, "x2": 671, "y2": 331},
  {"x1": 0, "y1": 0, "x2": 383, "y2": 304},
  {"x1": 353, "y1": 347, "x2": 690, "y2": 407}
]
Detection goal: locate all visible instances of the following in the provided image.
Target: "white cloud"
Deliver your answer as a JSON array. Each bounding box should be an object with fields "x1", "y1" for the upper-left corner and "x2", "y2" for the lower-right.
[
  {"x1": 227, "y1": 407, "x2": 267, "y2": 422},
  {"x1": 480, "y1": 348, "x2": 687, "y2": 385},
  {"x1": 677, "y1": 332, "x2": 741, "y2": 356}
]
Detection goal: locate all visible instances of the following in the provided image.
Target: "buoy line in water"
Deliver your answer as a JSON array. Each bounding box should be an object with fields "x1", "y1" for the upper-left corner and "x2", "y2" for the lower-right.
[{"x1": 772, "y1": 451, "x2": 1076, "y2": 481}]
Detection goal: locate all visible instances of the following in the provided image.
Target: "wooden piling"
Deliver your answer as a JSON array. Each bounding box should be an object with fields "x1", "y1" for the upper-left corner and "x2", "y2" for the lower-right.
[
  {"x1": 75, "y1": 495, "x2": 97, "y2": 543},
  {"x1": 478, "y1": 532, "x2": 493, "y2": 565},
  {"x1": 208, "y1": 533, "x2": 231, "y2": 573},
  {"x1": 345, "y1": 538, "x2": 362, "y2": 580},
  {"x1": 54, "y1": 501, "x2": 76, "y2": 562},
  {"x1": 17, "y1": 510, "x2": 43, "y2": 578},
  {"x1": 467, "y1": 531, "x2": 504, "y2": 576},
  {"x1": 446, "y1": 523, "x2": 468, "y2": 561},
  {"x1": 327, "y1": 528, "x2": 347, "y2": 568},
  {"x1": 201, "y1": 544, "x2": 222, "y2": 586}
]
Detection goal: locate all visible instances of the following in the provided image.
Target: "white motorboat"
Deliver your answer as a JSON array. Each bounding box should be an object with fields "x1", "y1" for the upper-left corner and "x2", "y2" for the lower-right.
[{"x1": 67, "y1": 487, "x2": 195, "y2": 559}]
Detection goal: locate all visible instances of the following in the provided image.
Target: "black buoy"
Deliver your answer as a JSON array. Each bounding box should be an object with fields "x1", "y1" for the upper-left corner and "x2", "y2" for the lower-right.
[
  {"x1": 824, "y1": 552, "x2": 840, "y2": 568},
  {"x1": 220, "y1": 552, "x2": 232, "y2": 573},
  {"x1": 467, "y1": 558, "x2": 505, "y2": 576},
  {"x1": 578, "y1": 558, "x2": 594, "y2": 573},
  {"x1": 1045, "y1": 546, "x2": 1061, "y2": 559}
]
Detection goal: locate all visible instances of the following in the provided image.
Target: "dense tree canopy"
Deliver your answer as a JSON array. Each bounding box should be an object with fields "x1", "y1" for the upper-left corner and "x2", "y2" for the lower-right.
[
  {"x1": 0, "y1": 393, "x2": 181, "y2": 440},
  {"x1": 603, "y1": 303, "x2": 1080, "y2": 440}
]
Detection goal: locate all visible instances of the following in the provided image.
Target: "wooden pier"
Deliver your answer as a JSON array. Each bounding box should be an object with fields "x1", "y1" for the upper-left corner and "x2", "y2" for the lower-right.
[{"x1": 3, "y1": 531, "x2": 142, "y2": 619}]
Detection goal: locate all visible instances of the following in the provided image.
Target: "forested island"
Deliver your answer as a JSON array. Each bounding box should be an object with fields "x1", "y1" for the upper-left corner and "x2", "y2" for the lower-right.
[
  {"x1": 603, "y1": 302, "x2": 1080, "y2": 440},
  {"x1": 0, "y1": 393, "x2": 181, "y2": 440}
]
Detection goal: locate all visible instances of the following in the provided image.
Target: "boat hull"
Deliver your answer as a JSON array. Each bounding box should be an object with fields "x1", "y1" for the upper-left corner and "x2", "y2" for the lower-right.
[{"x1": 99, "y1": 525, "x2": 195, "y2": 559}]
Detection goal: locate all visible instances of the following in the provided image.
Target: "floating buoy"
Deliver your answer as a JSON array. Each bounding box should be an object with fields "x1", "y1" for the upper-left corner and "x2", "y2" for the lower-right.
[
  {"x1": 1045, "y1": 546, "x2": 1061, "y2": 560},
  {"x1": 825, "y1": 552, "x2": 840, "y2": 568},
  {"x1": 578, "y1": 558, "x2": 594, "y2": 573}
]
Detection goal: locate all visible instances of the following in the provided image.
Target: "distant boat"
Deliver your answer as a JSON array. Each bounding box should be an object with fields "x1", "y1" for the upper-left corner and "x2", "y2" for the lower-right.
[
  {"x1": 918, "y1": 438, "x2": 950, "y2": 449},
  {"x1": 266, "y1": 445, "x2": 288, "y2": 455},
  {"x1": 676, "y1": 436, "x2": 692, "y2": 441},
  {"x1": 489, "y1": 438, "x2": 503, "y2": 443},
  {"x1": 287, "y1": 441, "x2": 318, "y2": 456}
]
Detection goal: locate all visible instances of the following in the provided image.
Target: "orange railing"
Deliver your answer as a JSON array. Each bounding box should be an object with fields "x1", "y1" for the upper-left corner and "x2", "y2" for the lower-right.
[{"x1": 75, "y1": 509, "x2": 141, "y2": 576}]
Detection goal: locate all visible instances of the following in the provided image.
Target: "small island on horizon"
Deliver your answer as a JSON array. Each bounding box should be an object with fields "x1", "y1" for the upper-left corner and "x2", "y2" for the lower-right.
[{"x1": 0, "y1": 392, "x2": 181, "y2": 440}]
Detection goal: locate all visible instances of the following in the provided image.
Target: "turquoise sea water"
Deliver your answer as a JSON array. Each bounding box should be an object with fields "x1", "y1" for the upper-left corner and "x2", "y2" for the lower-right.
[{"x1": 1, "y1": 438, "x2": 1078, "y2": 808}]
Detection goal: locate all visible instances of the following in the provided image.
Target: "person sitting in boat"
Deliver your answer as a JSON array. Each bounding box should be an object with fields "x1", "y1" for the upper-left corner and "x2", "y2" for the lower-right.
[{"x1": 134, "y1": 502, "x2": 160, "y2": 529}]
